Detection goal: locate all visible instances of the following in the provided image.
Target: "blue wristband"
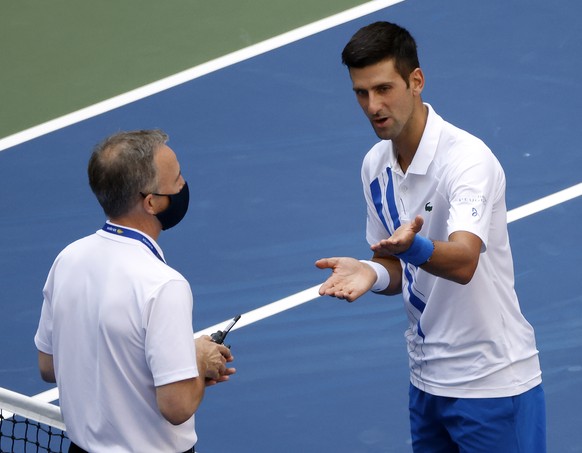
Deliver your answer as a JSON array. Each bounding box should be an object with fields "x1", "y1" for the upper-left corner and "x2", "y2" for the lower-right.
[{"x1": 395, "y1": 235, "x2": 434, "y2": 266}]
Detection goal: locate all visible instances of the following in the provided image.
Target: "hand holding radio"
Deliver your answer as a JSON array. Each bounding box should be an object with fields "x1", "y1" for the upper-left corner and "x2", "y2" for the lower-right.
[{"x1": 210, "y1": 315, "x2": 241, "y2": 349}]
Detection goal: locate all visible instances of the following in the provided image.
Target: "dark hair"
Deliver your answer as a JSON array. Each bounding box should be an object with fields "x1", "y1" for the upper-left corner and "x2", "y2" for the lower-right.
[
  {"x1": 341, "y1": 21, "x2": 420, "y2": 86},
  {"x1": 88, "y1": 129, "x2": 168, "y2": 218}
]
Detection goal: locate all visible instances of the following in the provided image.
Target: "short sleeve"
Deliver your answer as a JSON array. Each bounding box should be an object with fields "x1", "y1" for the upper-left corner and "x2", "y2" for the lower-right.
[
  {"x1": 445, "y1": 145, "x2": 505, "y2": 249},
  {"x1": 143, "y1": 279, "x2": 199, "y2": 387},
  {"x1": 34, "y1": 267, "x2": 56, "y2": 354}
]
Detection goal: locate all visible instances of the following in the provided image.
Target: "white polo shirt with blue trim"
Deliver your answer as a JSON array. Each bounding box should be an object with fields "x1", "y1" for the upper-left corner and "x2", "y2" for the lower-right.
[{"x1": 361, "y1": 104, "x2": 542, "y2": 398}]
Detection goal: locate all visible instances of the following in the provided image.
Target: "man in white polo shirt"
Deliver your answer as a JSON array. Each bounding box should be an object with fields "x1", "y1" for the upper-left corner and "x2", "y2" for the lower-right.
[
  {"x1": 35, "y1": 130, "x2": 235, "y2": 452},
  {"x1": 316, "y1": 22, "x2": 545, "y2": 452}
]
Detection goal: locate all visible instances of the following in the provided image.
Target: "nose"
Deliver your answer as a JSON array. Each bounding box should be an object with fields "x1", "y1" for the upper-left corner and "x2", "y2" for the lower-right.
[{"x1": 367, "y1": 92, "x2": 383, "y2": 116}]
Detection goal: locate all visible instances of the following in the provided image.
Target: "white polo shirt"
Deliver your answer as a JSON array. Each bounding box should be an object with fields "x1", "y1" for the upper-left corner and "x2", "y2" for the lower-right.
[
  {"x1": 35, "y1": 222, "x2": 199, "y2": 452},
  {"x1": 362, "y1": 104, "x2": 542, "y2": 398}
]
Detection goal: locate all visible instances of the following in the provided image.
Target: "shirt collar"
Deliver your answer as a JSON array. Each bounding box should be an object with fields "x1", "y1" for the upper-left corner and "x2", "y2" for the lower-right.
[
  {"x1": 406, "y1": 103, "x2": 443, "y2": 175},
  {"x1": 99, "y1": 221, "x2": 166, "y2": 263}
]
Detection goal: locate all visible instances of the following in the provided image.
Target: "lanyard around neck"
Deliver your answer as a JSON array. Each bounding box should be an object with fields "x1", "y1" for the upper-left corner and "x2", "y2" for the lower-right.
[{"x1": 101, "y1": 223, "x2": 165, "y2": 263}]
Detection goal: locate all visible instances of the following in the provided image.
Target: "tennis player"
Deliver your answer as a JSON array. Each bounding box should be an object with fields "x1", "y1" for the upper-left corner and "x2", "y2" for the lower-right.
[
  {"x1": 316, "y1": 22, "x2": 546, "y2": 452},
  {"x1": 35, "y1": 130, "x2": 235, "y2": 452}
]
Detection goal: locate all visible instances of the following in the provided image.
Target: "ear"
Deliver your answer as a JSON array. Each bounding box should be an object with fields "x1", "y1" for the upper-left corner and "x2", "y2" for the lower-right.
[
  {"x1": 141, "y1": 193, "x2": 158, "y2": 215},
  {"x1": 410, "y1": 68, "x2": 425, "y2": 96}
]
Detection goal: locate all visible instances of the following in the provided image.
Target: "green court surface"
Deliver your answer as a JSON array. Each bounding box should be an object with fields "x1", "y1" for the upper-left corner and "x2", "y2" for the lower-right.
[{"x1": 0, "y1": 0, "x2": 371, "y2": 140}]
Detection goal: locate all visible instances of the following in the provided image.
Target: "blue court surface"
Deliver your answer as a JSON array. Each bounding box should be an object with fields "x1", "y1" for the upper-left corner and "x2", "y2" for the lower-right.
[{"x1": 1, "y1": 0, "x2": 581, "y2": 451}]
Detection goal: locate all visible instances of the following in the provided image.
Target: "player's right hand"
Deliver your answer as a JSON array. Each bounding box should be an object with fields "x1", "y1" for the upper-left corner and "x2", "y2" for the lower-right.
[{"x1": 315, "y1": 257, "x2": 376, "y2": 302}]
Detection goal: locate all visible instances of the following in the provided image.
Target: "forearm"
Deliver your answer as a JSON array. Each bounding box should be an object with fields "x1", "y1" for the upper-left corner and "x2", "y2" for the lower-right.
[
  {"x1": 370, "y1": 216, "x2": 482, "y2": 286},
  {"x1": 38, "y1": 351, "x2": 56, "y2": 383},
  {"x1": 419, "y1": 233, "x2": 481, "y2": 285},
  {"x1": 370, "y1": 255, "x2": 403, "y2": 295},
  {"x1": 156, "y1": 377, "x2": 205, "y2": 425}
]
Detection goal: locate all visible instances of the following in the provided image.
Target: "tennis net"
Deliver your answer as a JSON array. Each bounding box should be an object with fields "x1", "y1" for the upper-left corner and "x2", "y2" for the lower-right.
[{"x1": 0, "y1": 386, "x2": 69, "y2": 453}]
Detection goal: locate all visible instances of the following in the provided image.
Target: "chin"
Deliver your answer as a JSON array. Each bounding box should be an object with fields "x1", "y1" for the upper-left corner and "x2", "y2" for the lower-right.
[{"x1": 373, "y1": 129, "x2": 394, "y2": 141}]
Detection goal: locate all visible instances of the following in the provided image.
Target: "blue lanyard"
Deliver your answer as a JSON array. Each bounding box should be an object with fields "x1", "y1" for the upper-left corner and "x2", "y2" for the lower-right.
[{"x1": 101, "y1": 223, "x2": 165, "y2": 263}]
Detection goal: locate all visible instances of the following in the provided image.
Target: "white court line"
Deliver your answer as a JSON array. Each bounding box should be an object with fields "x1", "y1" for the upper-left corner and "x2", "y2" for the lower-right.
[
  {"x1": 506, "y1": 182, "x2": 582, "y2": 223},
  {"x1": 32, "y1": 182, "x2": 582, "y2": 404},
  {"x1": 194, "y1": 285, "x2": 322, "y2": 338},
  {"x1": 0, "y1": 0, "x2": 404, "y2": 153}
]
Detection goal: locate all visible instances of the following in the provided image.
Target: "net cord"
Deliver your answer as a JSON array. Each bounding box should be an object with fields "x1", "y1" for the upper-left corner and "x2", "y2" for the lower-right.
[{"x1": 0, "y1": 387, "x2": 65, "y2": 431}]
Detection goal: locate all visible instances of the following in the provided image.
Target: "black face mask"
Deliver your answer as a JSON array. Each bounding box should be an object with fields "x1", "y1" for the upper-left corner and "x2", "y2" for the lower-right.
[{"x1": 153, "y1": 182, "x2": 190, "y2": 230}]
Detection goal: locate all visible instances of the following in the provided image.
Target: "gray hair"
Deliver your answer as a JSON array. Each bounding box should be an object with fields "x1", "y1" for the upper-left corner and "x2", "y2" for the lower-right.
[{"x1": 88, "y1": 129, "x2": 168, "y2": 218}]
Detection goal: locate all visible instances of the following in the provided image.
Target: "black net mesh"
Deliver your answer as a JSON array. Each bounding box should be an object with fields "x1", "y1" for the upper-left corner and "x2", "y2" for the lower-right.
[{"x1": 0, "y1": 408, "x2": 69, "y2": 453}]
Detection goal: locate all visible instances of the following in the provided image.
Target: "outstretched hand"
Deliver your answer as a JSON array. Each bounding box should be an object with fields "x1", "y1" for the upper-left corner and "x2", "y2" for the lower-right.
[
  {"x1": 315, "y1": 257, "x2": 377, "y2": 302},
  {"x1": 371, "y1": 215, "x2": 424, "y2": 257}
]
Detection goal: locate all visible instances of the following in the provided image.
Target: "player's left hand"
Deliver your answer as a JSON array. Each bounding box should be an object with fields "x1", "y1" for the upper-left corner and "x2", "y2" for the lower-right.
[{"x1": 371, "y1": 215, "x2": 424, "y2": 256}]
